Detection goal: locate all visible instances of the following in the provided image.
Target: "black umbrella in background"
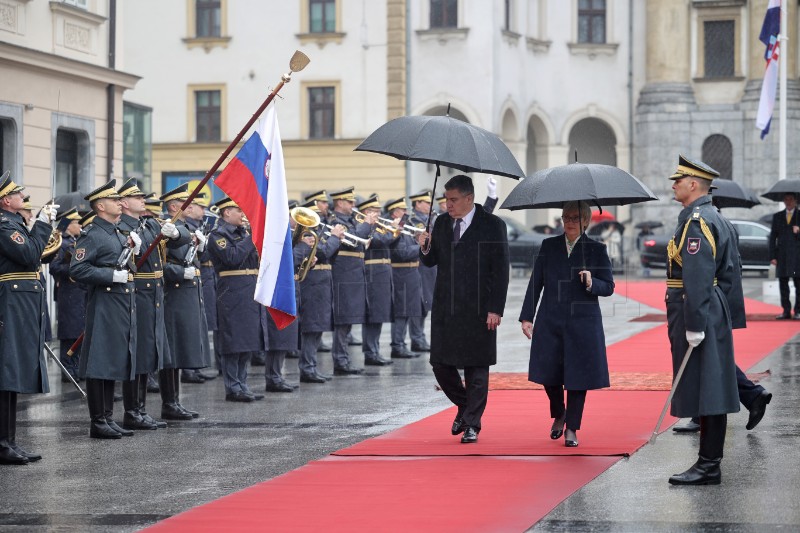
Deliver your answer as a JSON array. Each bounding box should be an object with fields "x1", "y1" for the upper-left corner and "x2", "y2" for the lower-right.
[
  {"x1": 710, "y1": 179, "x2": 760, "y2": 209},
  {"x1": 634, "y1": 220, "x2": 664, "y2": 230},
  {"x1": 53, "y1": 191, "x2": 89, "y2": 214},
  {"x1": 761, "y1": 179, "x2": 800, "y2": 202}
]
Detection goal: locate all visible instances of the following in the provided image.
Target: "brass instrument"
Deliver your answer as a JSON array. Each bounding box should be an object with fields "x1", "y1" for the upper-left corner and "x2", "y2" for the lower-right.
[
  {"x1": 290, "y1": 206, "x2": 320, "y2": 282},
  {"x1": 322, "y1": 223, "x2": 371, "y2": 249},
  {"x1": 352, "y1": 207, "x2": 403, "y2": 237},
  {"x1": 41, "y1": 228, "x2": 62, "y2": 259}
]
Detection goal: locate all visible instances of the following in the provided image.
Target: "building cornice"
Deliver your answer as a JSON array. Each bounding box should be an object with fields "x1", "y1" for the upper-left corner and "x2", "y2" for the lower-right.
[{"x1": 0, "y1": 41, "x2": 140, "y2": 89}]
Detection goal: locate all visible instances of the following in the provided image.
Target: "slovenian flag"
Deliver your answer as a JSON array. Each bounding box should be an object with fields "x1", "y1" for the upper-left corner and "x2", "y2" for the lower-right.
[
  {"x1": 756, "y1": 0, "x2": 781, "y2": 139},
  {"x1": 215, "y1": 104, "x2": 296, "y2": 329}
]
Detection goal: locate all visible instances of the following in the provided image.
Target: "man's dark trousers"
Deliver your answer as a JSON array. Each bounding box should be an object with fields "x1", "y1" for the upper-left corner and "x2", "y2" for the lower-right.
[{"x1": 431, "y1": 364, "x2": 489, "y2": 430}]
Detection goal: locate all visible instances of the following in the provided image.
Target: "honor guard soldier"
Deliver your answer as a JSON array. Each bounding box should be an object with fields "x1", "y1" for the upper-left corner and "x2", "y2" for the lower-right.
[
  {"x1": 386, "y1": 198, "x2": 423, "y2": 359},
  {"x1": 329, "y1": 187, "x2": 376, "y2": 375},
  {"x1": 0, "y1": 172, "x2": 54, "y2": 464},
  {"x1": 358, "y1": 195, "x2": 395, "y2": 366},
  {"x1": 306, "y1": 189, "x2": 332, "y2": 225},
  {"x1": 665, "y1": 155, "x2": 741, "y2": 485},
  {"x1": 162, "y1": 184, "x2": 213, "y2": 408},
  {"x1": 297, "y1": 198, "x2": 342, "y2": 383},
  {"x1": 435, "y1": 193, "x2": 447, "y2": 215},
  {"x1": 207, "y1": 197, "x2": 268, "y2": 402},
  {"x1": 408, "y1": 190, "x2": 436, "y2": 353},
  {"x1": 144, "y1": 196, "x2": 163, "y2": 217},
  {"x1": 49, "y1": 207, "x2": 87, "y2": 382},
  {"x1": 69, "y1": 180, "x2": 138, "y2": 439},
  {"x1": 23, "y1": 196, "x2": 56, "y2": 343}
]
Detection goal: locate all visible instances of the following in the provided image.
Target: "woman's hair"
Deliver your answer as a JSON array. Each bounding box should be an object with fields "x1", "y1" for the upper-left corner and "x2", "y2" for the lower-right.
[{"x1": 562, "y1": 201, "x2": 591, "y2": 224}]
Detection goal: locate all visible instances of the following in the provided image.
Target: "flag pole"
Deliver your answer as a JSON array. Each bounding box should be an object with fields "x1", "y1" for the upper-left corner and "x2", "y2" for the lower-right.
[
  {"x1": 779, "y1": 0, "x2": 787, "y2": 180},
  {"x1": 67, "y1": 50, "x2": 310, "y2": 356}
]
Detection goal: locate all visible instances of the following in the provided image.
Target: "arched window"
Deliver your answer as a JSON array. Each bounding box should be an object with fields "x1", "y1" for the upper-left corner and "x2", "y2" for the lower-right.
[{"x1": 701, "y1": 134, "x2": 732, "y2": 180}]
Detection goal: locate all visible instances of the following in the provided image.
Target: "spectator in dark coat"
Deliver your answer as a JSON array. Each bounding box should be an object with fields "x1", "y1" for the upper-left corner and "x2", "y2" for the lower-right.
[{"x1": 769, "y1": 193, "x2": 800, "y2": 319}]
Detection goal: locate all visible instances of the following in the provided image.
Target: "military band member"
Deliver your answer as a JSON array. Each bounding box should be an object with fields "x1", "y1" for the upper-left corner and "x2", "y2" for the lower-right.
[
  {"x1": 207, "y1": 197, "x2": 268, "y2": 402},
  {"x1": 142, "y1": 195, "x2": 163, "y2": 393},
  {"x1": 386, "y1": 198, "x2": 423, "y2": 359},
  {"x1": 162, "y1": 184, "x2": 212, "y2": 409},
  {"x1": 665, "y1": 156, "x2": 740, "y2": 485},
  {"x1": 298, "y1": 198, "x2": 343, "y2": 383},
  {"x1": 329, "y1": 187, "x2": 377, "y2": 375},
  {"x1": 359, "y1": 195, "x2": 395, "y2": 366},
  {"x1": 49, "y1": 207, "x2": 87, "y2": 382},
  {"x1": 409, "y1": 190, "x2": 436, "y2": 353},
  {"x1": 435, "y1": 193, "x2": 446, "y2": 215},
  {"x1": 69, "y1": 180, "x2": 137, "y2": 439},
  {"x1": 306, "y1": 189, "x2": 332, "y2": 225},
  {"x1": 22, "y1": 196, "x2": 56, "y2": 343},
  {"x1": 0, "y1": 172, "x2": 54, "y2": 464}
]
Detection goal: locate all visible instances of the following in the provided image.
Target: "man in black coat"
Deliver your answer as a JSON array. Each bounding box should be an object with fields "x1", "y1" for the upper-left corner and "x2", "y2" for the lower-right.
[
  {"x1": 418, "y1": 175, "x2": 510, "y2": 444},
  {"x1": 769, "y1": 193, "x2": 800, "y2": 319}
]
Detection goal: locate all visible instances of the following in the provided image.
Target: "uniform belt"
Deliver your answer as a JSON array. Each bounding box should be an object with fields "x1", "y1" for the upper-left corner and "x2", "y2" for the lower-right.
[
  {"x1": 0, "y1": 272, "x2": 41, "y2": 282},
  {"x1": 392, "y1": 261, "x2": 419, "y2": 268},
  {"x1": 218, "y1": 269, "x2": 259, "y2": 277},
  {"x1": 666, "y1": 278, "x2": 717, "y2": 288},
  {"x1": 337, "y1": 251, "x2": 365, "y2": 259},
  {"x1": 365, "y1": 258, "x2": 391, "y2": 265},
  {"x1": 312, "y1": 264, "x2": 332, "y2": 271},
  {"x1": 134, "y1": 271, "x2": 164, "y2": 279},
  {"x1": 201, "y1": 261, "x2": 213, "y2": 267}
]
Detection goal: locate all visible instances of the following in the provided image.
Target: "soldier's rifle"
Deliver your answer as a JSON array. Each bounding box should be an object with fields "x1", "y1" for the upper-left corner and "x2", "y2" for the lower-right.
[
  {"x1": 43, "y1": 344, "x2": 86, "y2": 399},
  {"x1": 648, "y1": 344, "x2": 695, "y2": 445},
  {"x1": 183, "y1": 219, "x2": 208, "y2": 267}
]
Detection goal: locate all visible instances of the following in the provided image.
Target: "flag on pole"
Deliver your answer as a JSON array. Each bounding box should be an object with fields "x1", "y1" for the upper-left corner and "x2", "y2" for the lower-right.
[
  {"x1": 215, "y1": 104, "x2": 297, "y2": 329},
  {"x1": 756, "y1": 0, "x2": 781, "y2": 139}
]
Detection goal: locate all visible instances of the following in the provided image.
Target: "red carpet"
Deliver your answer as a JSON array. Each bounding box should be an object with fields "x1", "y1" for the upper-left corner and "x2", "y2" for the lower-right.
[
  {"x1": 146, "y1": 456, "x2": 619, "y2": 533},
  {"x1": 333, "y1": 390, "x2": 673, "y2": 457}
]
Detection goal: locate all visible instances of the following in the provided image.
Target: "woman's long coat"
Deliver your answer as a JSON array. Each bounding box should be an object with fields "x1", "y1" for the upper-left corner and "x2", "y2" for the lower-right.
[
  {"x1": 419, "y1": 204, "x2": 509, "y2": 368},
  {"x1": 520, "y1": 234, "x2": 614, "y2": 391}
]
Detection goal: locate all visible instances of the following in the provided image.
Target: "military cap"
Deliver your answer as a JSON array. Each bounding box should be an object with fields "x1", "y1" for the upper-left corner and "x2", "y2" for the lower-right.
[
  {"x1": 385, "y1": 198, "x2": 408, "y2": 212},
  {"x1": 330, "y1": 187, "x2": 356, "y2": 202},
  {"x1": 56, "y1": 207, "x2": 81, "y2": 231},
  {"x1": 669, "y1": 155, "x2": 720, "y2": 181},
  {"x1": 21, "y1": 195, "x2": 32, "y2": 211},
  {"x1": 436, "y1": 194, "x2": 446, "y2": 204},
  {"x1": 213, "y1": 196, "x2": 238, "y2": 211},
  {"x1": 144, "y1": 198, "x2": 163, "y2": 216},
  {"x1": 288, "y1": 200, "x2": 299, "y2": 210},
  {"x1": 301, "y1": 198, "x2": 320, "y2": 212},
  {"x1": 84, "y1": 179, "x2": 121, "y2": 202},
  {"x1": 304, "y1": 190, "x2": 328, "y2": 203},
  {"x1": 409, "y1": 189, "x2": 433, "y2": 203},
  {"x1": 160, "y1": 183, "x2": 190, "y2": 203},
  {"x1": 193, "y1": 190, "x2": 211, "y2": 208},
  {"x1": 0, "y1": 171, "x2": 24, "y2": 197},
  {"x1": 118, "y1": 178, "x2": 146, "y2": 197},
  {"x1": 79, "y1": 211, "x2": 96, "y2": 227},
  {"x1": 357, "y1": 194, "x2": 381, "y2": 210}
]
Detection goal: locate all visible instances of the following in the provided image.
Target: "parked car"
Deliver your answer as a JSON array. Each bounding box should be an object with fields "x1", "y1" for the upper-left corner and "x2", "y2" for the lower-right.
[
  {"x1": 640, "y1": 219, "x2": 771, "y2": 275},
  {"x1": 499, "y1": 216, "x2": 548, "y2": 269}
]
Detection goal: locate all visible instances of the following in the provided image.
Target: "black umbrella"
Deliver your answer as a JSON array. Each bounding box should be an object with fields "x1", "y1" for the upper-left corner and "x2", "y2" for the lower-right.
[
  {"x1": 761, "y1": 179, "x2": 800, "y2": 202},
  {"x1": 53, "y1": 191, "x2": 90, "y2": 214},
  {"x1": 710, "y1": 179, "x2": 760, "y2": 209},
  {"x1": 634, "y1": 220, "x2": 663, "y2": 230},
  {"x1": 500, "y1": 163, "x2": 658, "y2": 211}
]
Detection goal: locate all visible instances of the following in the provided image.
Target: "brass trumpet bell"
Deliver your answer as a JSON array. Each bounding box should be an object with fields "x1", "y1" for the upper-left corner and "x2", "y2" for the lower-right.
[{"x1": 290, "y1": 206, "x2": 320, "y2": 230}]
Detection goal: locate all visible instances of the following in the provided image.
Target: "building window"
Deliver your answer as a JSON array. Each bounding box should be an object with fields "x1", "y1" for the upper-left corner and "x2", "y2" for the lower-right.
[
  {"x1": 702, "y1": 134, "x2": 733, "y2": 180},
  {"x1": 55, "y1": 130, "x2": 79, "y2": 196},
  {"x1": 195, "y1": 90, "x2": 221, "y2": 142},
  {"x1": 308, "y1": 87, "x2": 335, "y2": 139},
  {"x1": 309, "y1": 0, "x2": 336, "y2": 33},
  {"x1": 430, "y1": 0, "x2": 457, "y2": 29},
  {"x1": 704, "y1": 20, "x2": 734, "y2": 78},
  {"x1": 63, "y1": 0, "x2": 88, "y2": 9},
  {"x1": 196, "y1": 0, "x2": 221, "y2": 38},
  {"x1": 123, "y1": 102, "x2": 153, "y2": 193},
  {"x1": 578, "y1": 0, "x2": 605, "y2": 44}
]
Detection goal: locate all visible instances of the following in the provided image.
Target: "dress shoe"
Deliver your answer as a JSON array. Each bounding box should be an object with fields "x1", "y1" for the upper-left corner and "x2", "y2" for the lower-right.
[
  {"x1": 672, "y1": 419, "x2": 701, "y2": 433},
  {"x1": 146, "y1": 374, "x2": 160, "y2": 393},
  {"x1": 550, "y1": 417, "x2": 565, "y2": 440},
  {"x1": 364, "y1": 356, "x2": 393, "y2": 366},
  {"x1": 89, "y1": 419, "x2": 122, "y2": 439},
  {"x1": 391, "y1": 348, "x2": 421, "y2": 359},
  {"x1": 141, "y1": 413, "x2": 167, "y2": 429},
  {"x1": 410, "y1": 342, "x2": 430, "y2": 352},
  {"x1": 250, "y1": 354, "x2": 266, "y2": 366},
  {"x1": 451, "y1": 415, "x2": 466, "y2": 435},
  {"x1": 300, "y1": 373, "x2": 327, "y2": 384},
  {"x1": 180, "y1": 371, "x2": 205, "y2": 384},
  {"x1": 198, "y1": 370, "x2": 218, "y2": 381},
  {"x1": 318, "y1": 342, "x2": 332, "y2": 352},
  {"x1": 286, "y1": 351, "x2": 300, "y2": 359},
  {"x1": 775, "y1": 313, "x2": 791, "y2": 320},
  {"x1": 244, "y1": 391, "x2": 265, "y2": 401},
  {"x1": 123, "y1": 410, "x2": 158, "y2": 430},
  {"x1": 746, "y1": 390, "x2": 772, "y2": 430},
  {"x1": 668, "y1": 456, "x2": 721, "y2": 485},
  {"x1": 106, "y1": 418, "x2": 134, "y2": 437},
  {"x1": 317, "y1": 372, "x2": 333, "y2": 381},
  {"x1": 0, "y1": 442, "x2": 30, "y2": 464},
  {"x1": 161, "y1": 403, "x2": 194, "y2": 420},
  {"x1": 460, "y1": 426, "x2": 478, "y2": 443},
  {"x1": 266, "y1": 381, "x2": 295, "y2": 393},
  {"x1": 564, "y1": 428, "x2": 578, "y2": 447},
  {"x1": 177, "y1": 403, "x2": 199, "y2": 418},
  {"x1": 348, "y1": 337, "x2": 362, "y2": 346},
  {"x1": 334, "y1": 365, "x2": 364, "y2": 376},
  {"x1": 113, "y1": 392, "x2": 123, "y2": 402},
  {"x1": 9, "y1": 441, "x2": 41, "y2": 462},
  {"x1": 225, "y1": 391, "x2": 254, "y2": 403}
]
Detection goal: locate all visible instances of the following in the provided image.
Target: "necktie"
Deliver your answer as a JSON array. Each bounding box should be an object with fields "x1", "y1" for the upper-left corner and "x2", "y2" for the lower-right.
[
  {"x1": 788, "y1": 211, "x2": 793, "y2": 224},
  {"x1": 453, "y1": 218, "x2": 462, "y2": 243}
]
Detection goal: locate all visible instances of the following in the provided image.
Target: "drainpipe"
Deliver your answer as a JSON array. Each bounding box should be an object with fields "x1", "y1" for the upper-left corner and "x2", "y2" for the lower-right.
[
  {"x1": 106, "y1": 0, "x2": 116, "y2": 182},
  {"x1": 404, "y1": 0, "x2": 412, "y2": 200}
]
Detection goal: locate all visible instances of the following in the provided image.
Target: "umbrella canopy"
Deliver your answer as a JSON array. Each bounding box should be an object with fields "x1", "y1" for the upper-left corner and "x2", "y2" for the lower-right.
[
  {"x1": 53, "y1": 191, "x2": 90, "y2": 214},
  {"x1": 634, "y1": 220, "x2": 663, "y2": 230},
  {"x1": 500, "y1": 163, "x2": 658, "y2": 211},
  {"x1": 355, "y1": 114, "x2": 525, "y2": 180},
  {"x1": 710, "y1": 179, "x2": 760, "y2": 209},
  {"x1": 591, "y1": 210, "x2": 615, "y2": 223},
  {"x1": 761, "y1": 179, "x2": 800, "y2": 202}
]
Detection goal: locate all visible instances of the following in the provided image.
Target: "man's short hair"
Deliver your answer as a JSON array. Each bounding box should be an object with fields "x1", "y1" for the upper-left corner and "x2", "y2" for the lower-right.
[{"x1": 444, "y1": 175, "x2": 474, "y2": 196}]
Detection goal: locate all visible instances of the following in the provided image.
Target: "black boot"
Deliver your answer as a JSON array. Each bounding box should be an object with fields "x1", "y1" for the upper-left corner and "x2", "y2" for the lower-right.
[
  {"x1": 7, "y1": 392, "x2": 41, "y2": 462},
  {"x1": 122, "y1": 377, "x2": 156, "y2": 430},
  {"x1": 669, "y1": 415, "x2": 726, "y2": 485},
  {"x1": 174, "y1": 369, "x2": 198, "y2": 418},
  {"x1": 160, "y1": 369, "x2": 192, "y2": 420},
  {"x1": 137, "y1": 374, "x2": 165, "y2": 429},
  {"x1": 87, "y1": 379, "x2": 121, "y2": 439},
  {"x1": 0, "y1": 391, "x2": 28, "y2": 464},
  {"x1": 104, "y1": 380, "x2": 133, "y2": 437}
]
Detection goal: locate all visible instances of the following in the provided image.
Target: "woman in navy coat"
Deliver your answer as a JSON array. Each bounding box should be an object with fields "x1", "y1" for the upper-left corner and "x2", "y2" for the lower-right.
[{"x1": 519, "y1": 201, "x2": 614, "y2": 447}]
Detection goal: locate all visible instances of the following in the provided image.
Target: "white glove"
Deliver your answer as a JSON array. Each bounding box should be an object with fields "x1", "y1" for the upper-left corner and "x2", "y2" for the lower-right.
[
  {"x1": 161, "y1": 221, "x2": 180, "y2": 239},
  {"x1": 129, "y1": 231, "x2": 142, "y2": 255},
  {"x1": 486, "y1": 177, "x2": 497, "y2": 199},
  {"x1": 112, "y1": 269, "x2": 129, "y2": 284},
  {"x1": 194, "y1": 229, "x2": 208, "y2": 252},
  {"x1": 37, "y1": 204, "x2": 59, "y2": 224},
  {"x1": 183, "y1": 266, "x2": 196, "y2": 280},
  {"x1": 686, "y1": 331, "x2": 705, "y2": 347}
]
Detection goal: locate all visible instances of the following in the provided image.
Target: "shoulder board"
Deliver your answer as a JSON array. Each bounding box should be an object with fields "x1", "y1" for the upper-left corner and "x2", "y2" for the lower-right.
[{"x1": 692, "y1": 211, "x2": 700, "y2": 220}]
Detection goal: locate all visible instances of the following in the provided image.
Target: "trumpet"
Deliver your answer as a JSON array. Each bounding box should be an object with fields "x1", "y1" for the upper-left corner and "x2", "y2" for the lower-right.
[
  {"x1": 322, "y1": 223, "x2": 371, "y2": 249},
  {"x1": 290, "y1": 206, "x2": 320, "y2": 282},
  {"x1": 352, "y1": 208, "x2": 404, "y2": 237}
]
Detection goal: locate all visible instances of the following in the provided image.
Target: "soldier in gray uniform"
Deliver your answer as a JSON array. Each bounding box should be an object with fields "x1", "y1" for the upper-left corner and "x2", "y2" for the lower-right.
[
  {"x1": 664, "y1": 156, "x2": 740, "y2": 485},
  {"x1": 70, "y1": 180, "x2": 138, "y2": 439},
  {"x1": 162, "y1": 184, "x2": 212, "y2": 411},
  {"x1": 408, "y1": 190, "x2": 436, "y2": 352},
  {"x1": 0, "y1": 172, "x2": 54, "y2": 464},
  {"x1": 386, "y1": 198, "x2": 423, "y2": 359}
]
